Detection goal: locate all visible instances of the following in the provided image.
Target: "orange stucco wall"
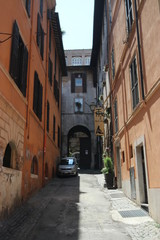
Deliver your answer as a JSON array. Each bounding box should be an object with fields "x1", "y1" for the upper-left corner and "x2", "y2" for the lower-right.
[
  {"x1": 0, "y1": 0, "x2": 64, "y2": 216},
  {"x1": 109, "y1": 0, "x2": 160, "y2": 191}
]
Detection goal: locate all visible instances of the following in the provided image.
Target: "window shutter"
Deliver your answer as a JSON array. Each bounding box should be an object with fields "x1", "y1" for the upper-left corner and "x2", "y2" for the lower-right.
[
  {"x1": 33, "y1": 72, "x2": 38, "y2": 114},
  {"x1": 38, "y1": 83, "x2": 43, "y2": 121},
  {"x1": 37, "y1": 14, "x2": 40, "y2": 46},
  {"x1": 48, "y1": 57, "x2": 50, "y2": 82},
  {"x1": 10, "y1": 21, "x2": 20, "y2": 84},
  {"x1": 71, "y1": 74, "x2": 75, "y2": 93},
  {"x1": 47, "y1": 101, "x2": 50, "y2": 132},
  {"x1": 26, "y1": 0, "x2": 31, "y2": 17},
  {"x1": 49, "y1": 23, "x2": 51, "y2": 51},
  {"x1": 53, "y1": 115, "x2": 55, "y2": 141},
  {"x1": 82, "y1": 73, "x2": 87, "y2": 93},
  {"x1": 40, "y1": 0, "x2": 43, "y2": 17},
  {"x1": 20, "y1": 46, "x2": 28, "y2": 97},
  {"x1": 41, "y1": 29, "x2": 44, "y2": 60}
]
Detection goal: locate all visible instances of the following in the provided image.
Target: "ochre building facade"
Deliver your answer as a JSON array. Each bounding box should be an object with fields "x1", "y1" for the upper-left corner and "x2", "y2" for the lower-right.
[
  {"x1": 0, "y1": 0, "x2": 66, "y2": 218},
  {"x1": 108, "y1": 0, "x2": 160, "y2": 223}
]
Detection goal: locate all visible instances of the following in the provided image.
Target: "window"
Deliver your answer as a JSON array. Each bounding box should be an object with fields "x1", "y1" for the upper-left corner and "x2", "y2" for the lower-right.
[
  {"x1": 53, "y1": 115, "x2": 56, "y2": 141},
  {"x1": 54, "y1": 75, "x2": 59, "y2": 103},
  {"x1": 75, "y1": 98, "x2": 83, "y2": 113},
  {"x1": 65, "y1": 57, "x2": 68, "y2": 66},
  {"x1": 109, "y1": 0, "x2": 112, "y2": 26},
  {"x1": 58, "y1": 126, "x2": 60, "y2": 148},
  {"x1": 71, "y1": 57, "x2": 82, "y2": 66},
  {"x1": 10, "y1": 21, "x2": 28, "y2": 97},
  {"x1": 55, "y1": 51, "x2": 57, "y2": 75},
  {"x1": 49, "y1": 23, "x2": 51, "y2": 51},
  {"x1": 130, "y1": 57, "x2": 139, "y2": 109},
  {"x1": 47, "y1": 101, "x2": 50, "y2": 132},
  {"x1": 129, "y1": 145, "x2": 133, "y2": 158},
  {"x1": 125, "y1": 0, "x2": 133, "y2": 34},
  {"x1": 45, "y1": 163, "x2": 48, "y2": 178},
  {"x1": 114, "y1": 98, "x2": 118, "y2": 133},
  {"x1": 25, "y1": 0, "x2": 31, "y2": 17},
  {"x1": 122, "y1": 151, "x2": 125, "y2": 163},
  {"x1": 33, "y1": 72, "x2": 43, "y2": 121},
  {"x1": 71, "y1": 73, "x2": 86, "y2": 93},
  {"x1": 37, "y1": 13, "x2": 44, "y2": 60},
  {"x1": 31, "y1": 156, "x2": 38, "y2": 175},
  {"x1": 111, "y1": 48, "x2": 115, "y2": 79},
  {"x1": 48, "y1": 57, "x2": 53, "y2": 85},
  {"x1": 75, "y1": 78, "x2": 82, "y2": 87},
  {"x1": 40, "y1": 0, "x2": 43, "y2": 18},
  {"x1": 85, "y1": 56, "x2": 90, "y2": 65}
]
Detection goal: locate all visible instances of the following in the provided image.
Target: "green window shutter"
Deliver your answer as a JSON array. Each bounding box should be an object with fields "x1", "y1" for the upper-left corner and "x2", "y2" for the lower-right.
[
  {"x1": 26, "y1": 0, "x2": 31, "y2": 17},
  {"x1": 20, "y1": 45, "x2": 28, "y2": 97},
  {"x1": 10, "y1": 20, "x2": 20, "y2": 84},
  {"x1": 37, "y1": 14, "x2": 40, "y2": 46}
]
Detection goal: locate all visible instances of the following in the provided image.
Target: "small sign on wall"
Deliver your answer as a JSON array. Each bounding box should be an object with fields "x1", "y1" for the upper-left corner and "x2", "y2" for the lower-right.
[{"x1": 94, "y1": 107, "x2": 104, "y2": 136}]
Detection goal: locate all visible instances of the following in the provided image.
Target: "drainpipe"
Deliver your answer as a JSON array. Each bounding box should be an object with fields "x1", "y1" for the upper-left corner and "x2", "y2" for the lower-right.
[
  {"x1": 26, "y1": 0, "x2": 34, "y2": 138},
  {"x1": 134, "y1": 0, "x2": 145, "y2": 100},
  {"x1": 43, "y1": 13, "x2": 49, "y2": 187}
]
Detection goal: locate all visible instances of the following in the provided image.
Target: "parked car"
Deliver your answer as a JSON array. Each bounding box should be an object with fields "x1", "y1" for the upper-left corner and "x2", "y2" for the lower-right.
[
  {"x1": 57, "y1": 157, "x2": 78, "y2": 177},
  {"x1": 71, "y1": 152, "x2": 80, "y2": 165}
]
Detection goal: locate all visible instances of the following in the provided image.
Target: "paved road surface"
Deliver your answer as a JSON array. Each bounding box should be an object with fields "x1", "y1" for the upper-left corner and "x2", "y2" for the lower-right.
[{"x1": 0, "y1": 172, "x2": 160, "y2": 240}]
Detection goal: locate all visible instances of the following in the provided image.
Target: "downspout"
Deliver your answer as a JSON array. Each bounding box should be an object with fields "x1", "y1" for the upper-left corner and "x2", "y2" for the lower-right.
[
  {"x1": 26, "y1": 0, "x2": 34, "y2": 139},
  {"x1": 134, "y1": 0, "x2": 145, "y2": 100},
  {"x1": 43, "y1": 14, "x2": 49, "y2": 186}
]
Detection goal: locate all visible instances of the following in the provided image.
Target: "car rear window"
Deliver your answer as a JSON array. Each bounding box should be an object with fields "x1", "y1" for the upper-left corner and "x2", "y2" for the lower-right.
[{"x1": 60, "y1": 159, "x2": 74, "y2": 165}]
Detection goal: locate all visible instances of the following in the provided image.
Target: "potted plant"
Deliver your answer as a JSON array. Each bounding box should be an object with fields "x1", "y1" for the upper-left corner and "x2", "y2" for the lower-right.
[{"x1": 101, "y1": 155, "x2": 114, "y2": 189}]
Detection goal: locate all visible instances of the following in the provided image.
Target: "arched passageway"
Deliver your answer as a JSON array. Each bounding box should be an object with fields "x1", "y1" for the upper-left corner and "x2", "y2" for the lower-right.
[{"x1": 68, "y1": 125, "x2": 91, "y2": 169}]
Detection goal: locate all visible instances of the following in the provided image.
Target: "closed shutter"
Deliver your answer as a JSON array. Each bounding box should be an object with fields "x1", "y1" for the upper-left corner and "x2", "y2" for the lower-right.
[
  {"x1": 33, "y1": 72, "x2": 38, "y2": 114},
  {"x1": 38, "y1": 83, "x2": 43, "y2": 121},
  {"x1": 48, "y1": 57, "x2": 50, "y2": 82},
  {"x1": 26, "y1": 0, "x2": 31, "y2": 17},
  {"x1": 41, "y1": 29, "x2": 44, "y2": 60},
  {"x1": 49, "y1": 23, "x2": 51, "y2": 51},
  {"x1": 71, "y1": 74, "x2": 75, "y2": 93},
  {"x1": 20, "y1": 46, "x2": 28, "y2": 97},
  {"x1": 47, "y1": 101, "x2": 50, "y2": 132},
  {"x1": 40, "y1": 0, "x2": 43, "y2": 17},
  {"x1": 37, "y1": 14, "x2": 40, "y2": 46},
  {"x1": 82, "y1": 73, "x2": 87, "y2": 93},
  {"x1": 10, "y1": 21, "x2": 20, "y2": 84},
  {"x1": 53, "y1": 116, "x2": 56, "y2": 141}
]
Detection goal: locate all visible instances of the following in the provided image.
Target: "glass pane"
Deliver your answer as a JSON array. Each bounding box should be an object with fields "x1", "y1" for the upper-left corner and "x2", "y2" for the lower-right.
[{"x1": 75, "y1": 78, "x2": 82, "y2": 86}]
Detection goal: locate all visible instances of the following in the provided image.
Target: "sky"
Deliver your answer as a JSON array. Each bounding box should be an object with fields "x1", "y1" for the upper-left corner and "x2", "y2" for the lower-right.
[{"x1": 56, "y1": 0, "x2": 94, "y2": 50}]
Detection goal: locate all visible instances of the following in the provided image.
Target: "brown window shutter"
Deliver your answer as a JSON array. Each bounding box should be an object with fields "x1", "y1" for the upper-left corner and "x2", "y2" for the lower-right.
[{"x1": 71, "y1": 74, "x2": 75, "y2": 93}]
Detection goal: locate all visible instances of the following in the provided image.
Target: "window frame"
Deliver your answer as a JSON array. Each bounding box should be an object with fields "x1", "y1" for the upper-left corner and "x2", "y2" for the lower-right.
[
  {"x1": 114, "y1": 98, "x2": 118, "y2": 134},
  {"x1": 130, "y1": 56, "x2": 139, "y2": 109},
  {"x1": 75, "y1": 97, "x2": 84, "y2": 113},
  {"x1": 125, "y1": 0, "x2": 134, "y2": 34}
]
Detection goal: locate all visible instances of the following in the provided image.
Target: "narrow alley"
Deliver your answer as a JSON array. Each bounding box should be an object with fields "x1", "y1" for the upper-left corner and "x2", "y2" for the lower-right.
[{"x1": 0, "y1": 172, "x2": 160, "y2": 240}]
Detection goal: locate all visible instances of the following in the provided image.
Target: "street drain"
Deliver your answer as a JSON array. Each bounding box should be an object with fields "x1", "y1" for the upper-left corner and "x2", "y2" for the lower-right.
[
  {"x1": 118, "y1": 209, "x2": 148, "y2": 218},
  {"x1": 110, "y1": 193, "x2": 124, "y2": 198}
]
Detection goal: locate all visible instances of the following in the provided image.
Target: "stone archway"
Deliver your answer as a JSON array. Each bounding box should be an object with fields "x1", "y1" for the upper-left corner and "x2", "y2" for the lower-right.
[{"x1": 68, "y1": 125, "x2": 91, "y2": 169}]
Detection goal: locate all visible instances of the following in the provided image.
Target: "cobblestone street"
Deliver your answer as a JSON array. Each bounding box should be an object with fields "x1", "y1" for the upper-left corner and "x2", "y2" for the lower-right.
[{"x1": 0, "y1": 172, "x2": 160, "y2": 240}]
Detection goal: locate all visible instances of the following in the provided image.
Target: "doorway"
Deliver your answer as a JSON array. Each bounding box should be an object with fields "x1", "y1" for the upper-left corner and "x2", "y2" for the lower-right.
[
  {"x1": 116, "y1": 145, "x2": 122, "y2": 188},
  {"x1": 135, "y1": 139, "x2": 148, "y2": 204},
  {"x1": 68, "y1": 125, "x2": 91, "y2": 169}
]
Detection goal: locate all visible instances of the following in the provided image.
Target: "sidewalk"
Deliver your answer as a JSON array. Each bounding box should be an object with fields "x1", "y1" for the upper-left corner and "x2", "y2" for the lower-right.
[{"x1": 96, "y1": 173, "x2": 160, "y2": 240}]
